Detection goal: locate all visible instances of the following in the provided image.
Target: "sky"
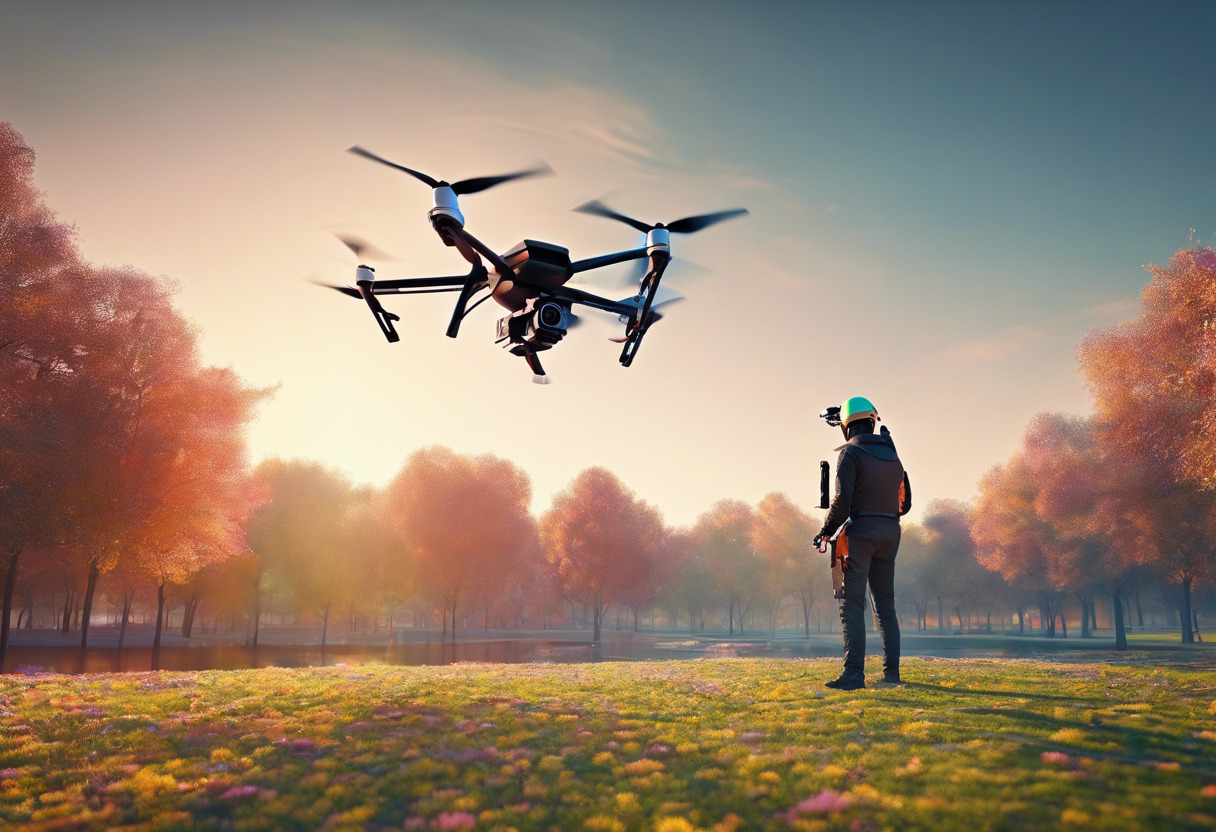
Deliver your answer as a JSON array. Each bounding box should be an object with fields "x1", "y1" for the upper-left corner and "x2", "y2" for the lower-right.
[{"x1": 3, "y1": 1, "x2": 1214, "y2": 527}]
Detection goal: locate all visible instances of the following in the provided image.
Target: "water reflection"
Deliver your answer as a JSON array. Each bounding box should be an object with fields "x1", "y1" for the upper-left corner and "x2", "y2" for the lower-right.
[{"x1": 5, "y1": 630, "x2": 1198, "y2": 675}]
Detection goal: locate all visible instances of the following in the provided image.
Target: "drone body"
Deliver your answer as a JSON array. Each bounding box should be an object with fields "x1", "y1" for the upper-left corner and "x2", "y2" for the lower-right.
[{"x1": 316, "y1": 146, "x2": 747, "y2": 382}]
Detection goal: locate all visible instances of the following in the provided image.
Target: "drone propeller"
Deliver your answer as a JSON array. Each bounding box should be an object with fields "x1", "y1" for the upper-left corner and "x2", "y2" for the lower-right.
[
  {"x1": 333, "y1": 232, "x2": 398, "y2": 263},
  {"x1": 347, "y1": 146, "x2": 551, "y2": 195},
  {"x1": 308, "y1": 232, "x2": 402, "y2": 342},
  {"x1": 574, "y1": 200, "x2": 749, "y2": 235}
]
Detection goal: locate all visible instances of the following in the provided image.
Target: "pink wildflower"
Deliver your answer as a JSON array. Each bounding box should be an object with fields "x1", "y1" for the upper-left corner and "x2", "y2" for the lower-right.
[
  {"x1": 1041, "y1": 751, "x2": 1072, "y2": 766},
  {"x1": 784, "y1": 790, "x2": 852, "y2": 822},
  {"x1": 220, "y1": 785, "x2": 261, "y2": 800},
  {"x1": 0, "y1": 769, "x2": 19, "y2": 780},
  {"x1": 433, "y1": 811, "x2": 477, "y2": 830}
]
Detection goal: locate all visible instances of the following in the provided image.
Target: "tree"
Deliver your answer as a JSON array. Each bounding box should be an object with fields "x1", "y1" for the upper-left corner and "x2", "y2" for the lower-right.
[
  {"x1": 663, "y1": 529, "x2": 715, "y2": 632},
  {"x1": 972, "y1": 429, "x2": 1069, "y2": 637},
  {"x1": 1079, "y1": 250, "x2": 1216, "y2": 643},
  {"x1": 541, "y1": 467, "x2": 664, "y2": 642},
  {"x1": 696, "y1": 499, "x2": 761, "y2": 635},
  {"x1": 386, "y1": 447, "x2": 538, "y2": 640},
  {"x1": 123, "y1": 366, "x2": 265, "y2": 669},
  {"x1": 247, "y1": 460, "x2": 360, "y2": 646},
  {"x1": 752, "y1": 492, "x2": 821, "y2": 636},
  {"x1": 0, "y1": 122, "x2": 90, "y2": 668},
  {"x1": 894, "y1": 524, "x2": 942, "y2": 631}
]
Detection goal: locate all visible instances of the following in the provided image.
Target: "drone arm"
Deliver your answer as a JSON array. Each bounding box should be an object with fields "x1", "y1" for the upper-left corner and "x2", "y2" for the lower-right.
[
  {"x1": 569, "y1": 248, "x2": 649, "y2": 274},
  {"x1": 370, "y1": 275, "x2": 469, "y2": 294},
  {"x1": 546, "y1": 284, "x2": 637, "y2": 317},
  {"x1": 446, "y1": 225, "x2": 513, "y2": 275}
]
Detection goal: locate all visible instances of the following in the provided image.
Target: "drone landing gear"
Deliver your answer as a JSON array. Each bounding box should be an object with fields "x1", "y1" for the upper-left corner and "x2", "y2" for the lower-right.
[{"x1": 522, "y1": 347, "x2": 549, "y2": 384}]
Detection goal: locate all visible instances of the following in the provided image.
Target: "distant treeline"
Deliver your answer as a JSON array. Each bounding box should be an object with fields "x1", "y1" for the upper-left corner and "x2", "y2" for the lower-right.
[{"x1": 3, "y1": 124, "x2": 1213, "y2": 672}]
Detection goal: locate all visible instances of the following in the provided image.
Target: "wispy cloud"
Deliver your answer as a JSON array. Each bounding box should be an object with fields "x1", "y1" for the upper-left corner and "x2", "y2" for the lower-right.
[{"x1": 938, "y1": 297, "x2": 1139, "y2": 364}]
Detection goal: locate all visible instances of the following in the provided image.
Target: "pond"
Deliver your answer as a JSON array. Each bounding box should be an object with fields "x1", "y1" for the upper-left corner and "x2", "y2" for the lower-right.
[{"x1": 4, "y1": 628, "x2": 1190, "y2": 675}]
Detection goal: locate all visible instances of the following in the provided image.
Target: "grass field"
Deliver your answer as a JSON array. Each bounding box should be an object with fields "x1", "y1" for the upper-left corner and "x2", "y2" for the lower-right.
[{"x1": 2, "y1": 657, "x2": 1215, "y2": 831}]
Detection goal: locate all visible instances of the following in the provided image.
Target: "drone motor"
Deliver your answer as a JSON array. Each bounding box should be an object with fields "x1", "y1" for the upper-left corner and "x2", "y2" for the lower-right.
[{"x1": 428, "y1": 186, "x2": 465, "y2": 228}]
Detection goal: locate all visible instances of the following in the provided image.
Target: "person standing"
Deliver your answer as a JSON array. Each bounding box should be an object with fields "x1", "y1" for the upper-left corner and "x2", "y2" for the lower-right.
[{"x1": 814, "y1": 396, "x2": 910, "y2": 690}]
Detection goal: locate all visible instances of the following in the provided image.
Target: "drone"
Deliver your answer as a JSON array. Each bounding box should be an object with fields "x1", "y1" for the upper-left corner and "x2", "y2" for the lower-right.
[{"x1": 314, "y1": 145, "x2": 748, "y2": 383}]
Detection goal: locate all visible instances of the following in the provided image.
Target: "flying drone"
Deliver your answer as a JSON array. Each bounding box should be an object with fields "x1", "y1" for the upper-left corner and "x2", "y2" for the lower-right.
[{"x1": 314, "y1": 145, "x2": 748, "y2": 383}]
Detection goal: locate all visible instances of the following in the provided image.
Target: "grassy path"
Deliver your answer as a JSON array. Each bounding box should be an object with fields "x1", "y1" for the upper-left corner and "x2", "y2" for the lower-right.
[{"x1": 2, "y1": 657, "x2": 1215, "y2": 830}]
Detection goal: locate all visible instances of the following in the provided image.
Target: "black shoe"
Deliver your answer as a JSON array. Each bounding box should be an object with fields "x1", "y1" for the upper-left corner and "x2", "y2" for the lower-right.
[
  {"x1": 879, "y1": 673, "x2": 904, "y2": 685},
  {"x1": 824, "y1": 674, "x2": 866, "y2": 690}
]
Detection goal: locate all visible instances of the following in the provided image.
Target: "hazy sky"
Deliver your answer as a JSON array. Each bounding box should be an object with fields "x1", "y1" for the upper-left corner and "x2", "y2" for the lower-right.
[{"x1": 3, "y1": 1, "x2": 1213, "y2": 526}]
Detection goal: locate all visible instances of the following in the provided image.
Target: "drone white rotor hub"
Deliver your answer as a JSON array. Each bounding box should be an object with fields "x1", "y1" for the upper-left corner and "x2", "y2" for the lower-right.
[
  {"x1": 428, "y1": 185, "x2": 465, "y2": 227},
  {"x1": 355, "y1": 265, "x2": 376, "y2": 285},
  {"x1": 646, "y1": 227, "x2": 670, "y2": 255}
]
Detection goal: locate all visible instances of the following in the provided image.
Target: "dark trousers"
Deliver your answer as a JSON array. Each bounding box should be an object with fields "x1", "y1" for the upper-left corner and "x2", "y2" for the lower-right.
[{"x1": 838, "y1": 518, "x2": 901, "y2": 677}]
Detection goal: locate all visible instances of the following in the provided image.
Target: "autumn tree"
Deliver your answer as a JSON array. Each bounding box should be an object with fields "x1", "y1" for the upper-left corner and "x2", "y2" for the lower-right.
[
  {"x1": 386, "y1": 447, "x2": 538, "y2": 639},
  {"x1": 541, "y1": 467, "x2": 664, "y2": 642},
  {"x1": 662, "y1": 528, "x2": 716, "y2": 631},
  {"x1": 972, "y1": 414, "x2": 1133, "y2": 640},
  {"x1": 1079, "y1": 247, "x2": 1216, "y2": 642},
  {"x1": 894, "y1": 524, "x2": 943, "y2": 631},
  {"x1": 752, "y1": 492, "x2": 822, "y2": 636},
  {"x1": 0, "y1": 122, "x2": 91, "y2": 667},
  {"x1": 695, "y1": 499, "x2": 762, "y2": 635}
]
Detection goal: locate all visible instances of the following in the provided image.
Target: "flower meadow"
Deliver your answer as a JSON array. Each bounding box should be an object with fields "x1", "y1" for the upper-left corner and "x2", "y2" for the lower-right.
[{"x1": 1, "y1": 657, "x2": 1215, "y2": 831}]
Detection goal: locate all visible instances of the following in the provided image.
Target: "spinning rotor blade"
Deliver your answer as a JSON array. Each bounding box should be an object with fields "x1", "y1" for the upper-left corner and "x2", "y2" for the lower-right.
[
  {"x1": 308, "y1": 279, "x2": 362, "y2": 299},
  {"x1": 573, "y1": 199, "x2": 655, "y2": 233},
  {"x1": 349, "y1": 146, "x2": 550, "y2": 196},
  {"x1": 347, "y1": 146, "x2": 440, "y2": 187},
  {"x1": 334, "y1": 233, "x2": 398, "y2": 263},
  {"x1": 665, "y1": 208, "x2": 749, "y2": 234},
  {"x1": 452, "y1": 165, "x2": 552, "y2": 195},
  {"x1": 575, "y1": 200, "x2": 749, "y2": 236}
]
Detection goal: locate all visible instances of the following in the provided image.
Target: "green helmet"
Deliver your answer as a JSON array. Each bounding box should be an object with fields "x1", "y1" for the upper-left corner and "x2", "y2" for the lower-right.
[{"x1": 840, "y1": 396, "x2": 878, "y2": 427}]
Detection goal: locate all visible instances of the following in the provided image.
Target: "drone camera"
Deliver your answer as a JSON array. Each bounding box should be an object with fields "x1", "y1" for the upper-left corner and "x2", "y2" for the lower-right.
[
  {"x1": 820, "y1": 406, "x2": 842, "y2": 427},
  {"x1": 537, "y1": 301, "x2": 566, "y2": 330}
]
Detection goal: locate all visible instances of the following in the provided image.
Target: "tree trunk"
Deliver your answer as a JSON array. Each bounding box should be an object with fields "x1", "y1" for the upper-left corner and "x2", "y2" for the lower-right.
[
  {"x1": 937, "y1": 596, "x2": 945, "y2": 633},
  {"x1": 61, "y1": 590, "x2": 73, "y2": 634},
  {"x1": 1134, "y1": 588, "x2": 1144, "y2": 627},
  {"x1": 1058, "y1": 612, "x2": 1067, "y2": 639},
  {"x1": 1079, "y1": 595, "x2": 1091, "y2": 638},
  {"x1": 117, "y1": 594, "x2": 133, "y2": 657},
  {"x1": 0, "y1": 543, "x2": 22, "y2": 670},
  {"x1": 1180, "y1": 578, "x2": 1195, "y2": 644},
  {"x1": 151, "y1": 582, "x2": 166, "y2": 671},
  {"x1": 1017, "y1": 606, "x2": 1025, "y2": 634},
  {"x1": 1112, "y1": 587, "x2": 1127, "y2": 651},
  {"x1": 78, "y1": 561, "x2": 101, "y2": 655},
  {"x1": 592, "y1": 595, "x2": 603, "y2": 642},
  {"x1": 250, "y1": 579, "x2": 262, "y2": 648},
  {"x1": 182, "y1": 594, "x2": 199, "y2": 638},
  {"x1": 321, "y1": 602, "x2": 331, "y2": 647},
  {"x1": 728, "y1": 598, "x2": 735, "y2": 635},
  {"x1": 1194, "y1": 610, "x2": 1202, "y2": 643},
  {"x1": 802, "y1": 593, "x2": 811, "y2": 637}
]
